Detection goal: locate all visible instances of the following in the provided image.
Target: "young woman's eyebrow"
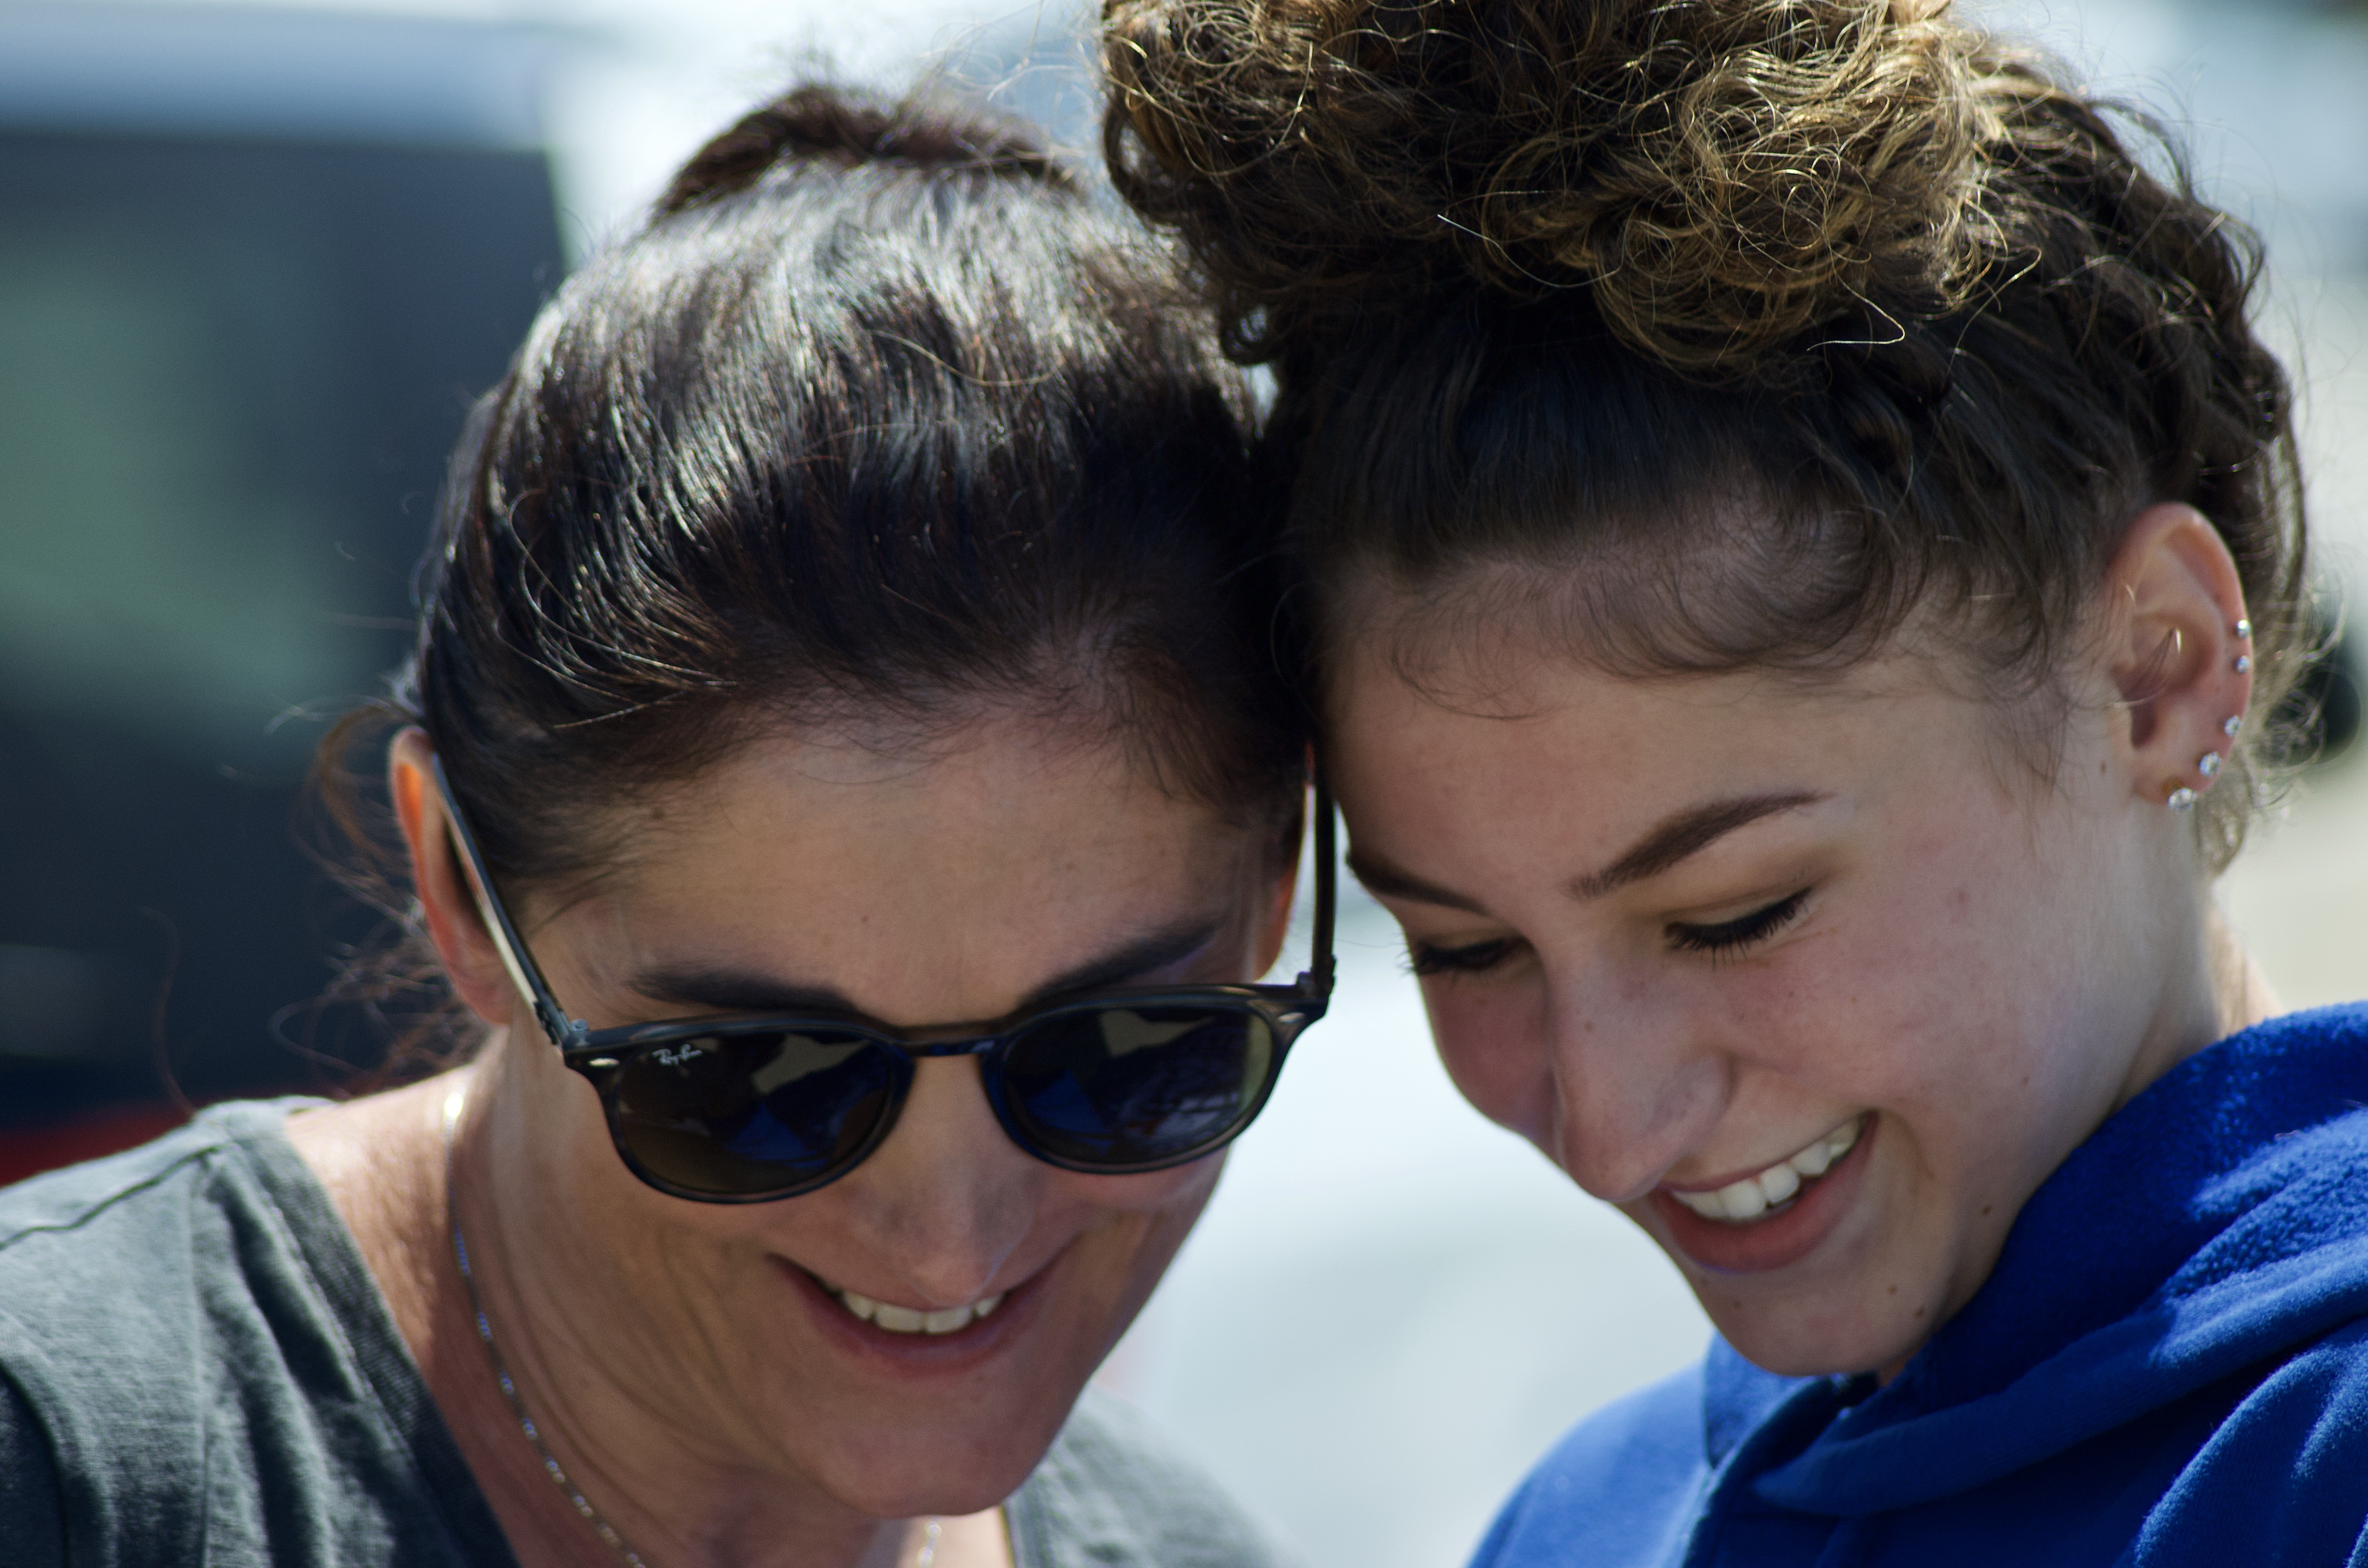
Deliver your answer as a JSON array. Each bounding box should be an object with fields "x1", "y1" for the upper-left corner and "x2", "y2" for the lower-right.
[
  {"x1": 1567, "y1": 791, "x2": 1826, "y2": 900},
  {"x1": 627, "y1": 918, "x2": 1224, "y2": 1021},
  {"x1": 1346, "y1": 851, "x2": 1491, "y2": 914}
]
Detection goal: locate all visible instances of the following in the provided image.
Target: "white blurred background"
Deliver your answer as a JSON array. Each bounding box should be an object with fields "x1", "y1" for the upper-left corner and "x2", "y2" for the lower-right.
[{"x1": 5, "y1": 0, "x2": 2367, "y2": 1563}]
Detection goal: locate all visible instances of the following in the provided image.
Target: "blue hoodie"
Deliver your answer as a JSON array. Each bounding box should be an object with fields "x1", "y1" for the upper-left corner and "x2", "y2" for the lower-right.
[{"x1": 1471, "y1": 1003, "x2": 2368, "y2": 1567}]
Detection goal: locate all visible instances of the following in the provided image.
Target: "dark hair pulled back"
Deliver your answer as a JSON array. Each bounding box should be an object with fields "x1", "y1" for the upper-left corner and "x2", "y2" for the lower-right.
[
  {"x1": 1102, "y1": 0, "x2": 2308, "y2": 866},
  {"x1": 321, "y1": 83, "x2": 1302, "y2": 1058}
]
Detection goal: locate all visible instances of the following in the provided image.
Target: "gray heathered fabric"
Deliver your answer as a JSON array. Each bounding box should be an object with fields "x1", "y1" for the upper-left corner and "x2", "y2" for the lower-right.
[{"x1": 0, "y1": 1101, "x2": 1301, "y2": 1568}]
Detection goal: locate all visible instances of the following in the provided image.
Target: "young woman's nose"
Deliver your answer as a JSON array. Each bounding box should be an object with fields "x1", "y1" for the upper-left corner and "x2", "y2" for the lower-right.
[
  {"x1": 828, "y1": 1056, "x2": 1042, "y2": 1306},
  {"x1": 1539, "y1": 975, "x2": 1731, "y2": 1204}
]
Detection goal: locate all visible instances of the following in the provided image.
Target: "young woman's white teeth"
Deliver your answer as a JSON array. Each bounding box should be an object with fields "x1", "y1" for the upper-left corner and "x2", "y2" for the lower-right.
[
  {"x1": 872, "y1": 1303, "x2": 927, "y2": 1333},
  {"x1": 1674, "y1": 1116, "x2": 1869, "y2": 1222},
  {"x1": 838, "y1": 1289, "x2": 879, "y2": 1323},
  {"x1": 922, "y1": 1306, "x2": 972, "y2": 1335},
  {"x1": 1715, "y1": 1178, "x2": 1769, "y2": 1220},
  {"x1": 974, "y1": 1292, "x2": 1004, "y2": 1318}
]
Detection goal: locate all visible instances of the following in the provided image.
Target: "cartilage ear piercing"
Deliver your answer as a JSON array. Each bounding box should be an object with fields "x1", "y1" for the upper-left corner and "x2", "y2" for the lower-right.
[
  {"x1": 2234, "y1": 618, "x2": 2252, "y2": 640},
  {"x1": 2223, "y1": 715, "x2": 2244, "y2": 737},
  {"x1": 2167, "y1": 786, "x2": 2198, "y2": 812},
  {"x1": 2234, "y1": 654, "x2": 2252, "y2": 674},
  {"x1": 2198, "y1": 752, "x2": 2222, "y2": 778}
]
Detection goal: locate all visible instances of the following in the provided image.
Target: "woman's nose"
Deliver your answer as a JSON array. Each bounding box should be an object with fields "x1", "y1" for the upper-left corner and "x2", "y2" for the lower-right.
[
  {"x1": 1539, "y1": 976, "x2": 1730, "y2": 1204},
  {"x1": 826, "y1": 1055, "x2": 1041, "y2": 1306}
]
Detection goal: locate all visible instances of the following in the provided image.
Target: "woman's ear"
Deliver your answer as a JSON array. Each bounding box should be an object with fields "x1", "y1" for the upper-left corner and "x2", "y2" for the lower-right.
[
  {"x1": 1252, "y1": 806, "x2": 1306, "y2": 980},
  {"x1": 2101, "y1": 503, "x2": 2256, "y2": 810},
  {"x1": 389, "y1": 728, "x2": 521, "y2": 1028}
]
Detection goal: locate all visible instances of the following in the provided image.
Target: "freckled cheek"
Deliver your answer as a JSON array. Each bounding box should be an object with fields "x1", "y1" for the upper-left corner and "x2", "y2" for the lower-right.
[
  {"x1": 1421, "y1": 985, "x2": 1553, "y2": 1140},
  {"x1": 1704, "y1": 931, "x2": 1938, "y2": 1099}
]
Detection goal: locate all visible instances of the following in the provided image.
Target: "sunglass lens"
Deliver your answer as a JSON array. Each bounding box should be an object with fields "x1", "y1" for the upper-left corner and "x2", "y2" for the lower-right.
[
  {"x1": 612, "y1": 1029, "x2": 900, "y2": 1196},
  {"x1": 1000, "y1": 1006, "x2": 1276, "y2": 1167}
]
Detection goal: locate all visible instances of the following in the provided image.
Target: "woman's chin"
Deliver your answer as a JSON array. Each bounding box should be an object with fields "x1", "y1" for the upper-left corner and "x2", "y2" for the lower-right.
[
  {"x1": 1633, "y1": 1124, "x2": 1951, "y2": 1378},
  {"x1": 759, "y1": 1253, "x2": 1107, "y2": 1507}
]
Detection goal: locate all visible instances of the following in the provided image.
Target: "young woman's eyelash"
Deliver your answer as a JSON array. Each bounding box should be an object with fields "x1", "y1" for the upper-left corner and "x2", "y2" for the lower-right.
[
  {"x1": 1666, "y1": 889, "x2": 1812, "y2": 957},
  {"x1": 1405, "y1": 937, "x2": 1520, "y2": 977}
]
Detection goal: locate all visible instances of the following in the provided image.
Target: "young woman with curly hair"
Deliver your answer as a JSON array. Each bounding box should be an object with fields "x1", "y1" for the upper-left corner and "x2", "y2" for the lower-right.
[{"x1": 1103, "y1": 0, "x2": 2365, "y2": 1560}]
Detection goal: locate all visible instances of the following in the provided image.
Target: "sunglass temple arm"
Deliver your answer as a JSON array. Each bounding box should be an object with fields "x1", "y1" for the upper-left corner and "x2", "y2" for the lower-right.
[
  {"x1": 431, "y1": 756, "x2": 594, "y2": 1051},
  {"x1": 1302, "y1": 768, "x2": 1338, "y2": 997}
]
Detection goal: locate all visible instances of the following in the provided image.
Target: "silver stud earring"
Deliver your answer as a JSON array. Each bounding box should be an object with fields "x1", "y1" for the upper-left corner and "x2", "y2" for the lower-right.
[
  {"x1": 2198, "y1": 752, "x2": 2222, "y2": 778},
  {"x1": 2167, "y1": 787, "x2": 2198, "y2": 812},
  {"x1": 2234, "y1": 654, "x2": 2252, "y2": 674},
  {"x1": 2223, "y1": 715, "x2": 2244, "y2": 737},
  {"x1": 2234, "y1": 618, "x2": 2252, "y2": 640}
]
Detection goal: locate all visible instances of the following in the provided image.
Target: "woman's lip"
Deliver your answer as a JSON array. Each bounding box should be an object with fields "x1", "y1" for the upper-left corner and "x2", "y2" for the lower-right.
[
  {"x1": 1646, "y1": 1113, "x2": 1879, "y2": 1275},
  {"x1": 776, "y1": 1258, "x2": 1046, "y2": 1375}
]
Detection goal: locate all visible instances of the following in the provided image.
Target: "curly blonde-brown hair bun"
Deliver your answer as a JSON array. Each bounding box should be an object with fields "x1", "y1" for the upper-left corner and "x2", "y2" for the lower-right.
[
  {"x1": 1106, "y1": 0, "x2": 1999, "y2": 376},
  {"x1": 1104, "y1": 0, "x2": 2311, "y2": 869}
]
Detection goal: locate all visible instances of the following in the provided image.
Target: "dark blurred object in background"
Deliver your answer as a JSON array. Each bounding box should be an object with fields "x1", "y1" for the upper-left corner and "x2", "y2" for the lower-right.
[
  {"x1": 0, "y1": 3, "x2": 565, "y2": 1165},
  {"x1": 2274, "y1": 618, "x2": 2365, "y2": 767}
]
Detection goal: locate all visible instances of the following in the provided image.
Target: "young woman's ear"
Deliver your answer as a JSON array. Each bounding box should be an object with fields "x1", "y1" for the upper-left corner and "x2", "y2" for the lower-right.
[
  {"x1": 2101, "y1": 503, "x2": 2256, "y2": 811},
  {"x1": 388, "y1": 728, "x2": 521, "y2": 1028}
]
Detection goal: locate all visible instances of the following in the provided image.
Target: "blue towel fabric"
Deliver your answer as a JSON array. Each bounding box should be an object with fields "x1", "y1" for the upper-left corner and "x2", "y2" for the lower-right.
[{"x1": 1472, "y1": 1002, "x2": 2368, "y2": 1567}]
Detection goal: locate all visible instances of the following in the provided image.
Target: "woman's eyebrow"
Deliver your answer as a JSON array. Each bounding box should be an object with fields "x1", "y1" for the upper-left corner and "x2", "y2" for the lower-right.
[
  {"x1": 627, "y1": 918, "x2": 1224, "y2": 1022},
  {"x1": 1346, "y1": 850, "x2": 1491, "y2": 914},
  {"x1": 1020, "y1": 918, "x2": 1225, "y2": 1004},
  {"x1": 1568, "y1": 791, "x2": 1826, "y2": 900},
  {"x1": 629, "y1": 967, "x2": 854, "y2": 1017}
]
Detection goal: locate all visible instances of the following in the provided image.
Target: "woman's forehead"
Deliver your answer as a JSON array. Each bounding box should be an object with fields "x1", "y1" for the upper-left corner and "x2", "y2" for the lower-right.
[{"x1": 540, "y1": 719, "x2": 1264, "y2": 1027}]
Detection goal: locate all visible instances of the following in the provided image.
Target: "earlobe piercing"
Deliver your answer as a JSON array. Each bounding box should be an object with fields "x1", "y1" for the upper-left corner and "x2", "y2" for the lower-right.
[
  {"x1": 2234, "y1": 654, "x2": 2252, "y2": 674},
  {"x1": 2234, "y1": 618, "x2": 2251, "y2": 640},
  {"x1": 2223, "y1": 715, "x2": 2244, "y2": 737},
  {"x1": 2198, "y1": 752, "x2": 2222, "y2": 778},
  {"x1": 2167, "y1": 786, "x2": 2198, "y2": 812}
]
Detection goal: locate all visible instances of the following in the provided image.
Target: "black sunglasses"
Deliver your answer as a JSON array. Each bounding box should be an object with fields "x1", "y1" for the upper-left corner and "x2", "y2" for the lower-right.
[{"x1": 433, "y1": 757, "x2": 1334, "y2": 1203}]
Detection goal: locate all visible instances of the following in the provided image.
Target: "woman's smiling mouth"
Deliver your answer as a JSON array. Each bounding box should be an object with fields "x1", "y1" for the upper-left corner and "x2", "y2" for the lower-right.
[
  {"x1": 822, "y1": 1281, "x2": 1008, "y2": 1335},
  {"x1": 1665, "y1": 1115, "x2": 1867, "y2": 1224},
  {"x1": 1645, "y1": 1112, "x2": 1879, "y2": 1276}
]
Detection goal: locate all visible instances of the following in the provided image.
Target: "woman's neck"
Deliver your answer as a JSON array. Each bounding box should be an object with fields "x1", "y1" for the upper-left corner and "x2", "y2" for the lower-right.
[{"x1": 2110, "y1": 902, "x2": 2281, "y2": 1120}]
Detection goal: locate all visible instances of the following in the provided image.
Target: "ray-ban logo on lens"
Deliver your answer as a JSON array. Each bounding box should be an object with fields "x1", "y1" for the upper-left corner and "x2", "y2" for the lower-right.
[{"x1": 652, "y1": 1045, "x2": 705, "y2": 1068}]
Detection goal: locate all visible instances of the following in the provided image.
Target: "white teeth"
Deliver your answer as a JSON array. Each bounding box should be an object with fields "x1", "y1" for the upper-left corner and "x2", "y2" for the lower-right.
[
  {"x1": 1670, "y1": 1116, "x2": 1866, "y2": 1224},
  {"x1": 825, "y1": 1283, "x2": 1007, "y2": 1335},
  {"x1": 1714, "y1": 1177, "x2": 1767, "y2": 1221}
]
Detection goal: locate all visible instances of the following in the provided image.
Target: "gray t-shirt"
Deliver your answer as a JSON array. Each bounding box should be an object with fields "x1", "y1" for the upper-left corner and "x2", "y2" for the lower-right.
[{"x1": 0, "y1": 1101, "x2": 1295, "y2": 1567}]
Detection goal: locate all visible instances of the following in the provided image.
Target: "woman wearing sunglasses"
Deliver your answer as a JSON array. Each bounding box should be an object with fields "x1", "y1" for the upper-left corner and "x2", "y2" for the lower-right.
[
  {"x1": 0, "y1": 86, "x2": 1327, "y2": 1567},
  {"x1": 1105, "y1": 0, "x2": 2368, "y2": 1561}
]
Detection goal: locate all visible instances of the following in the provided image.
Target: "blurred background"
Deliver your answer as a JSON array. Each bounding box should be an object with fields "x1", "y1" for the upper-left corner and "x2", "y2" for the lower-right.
[{"x1": 0, "y1": 0, "x2": 2363, "y2": 1563}]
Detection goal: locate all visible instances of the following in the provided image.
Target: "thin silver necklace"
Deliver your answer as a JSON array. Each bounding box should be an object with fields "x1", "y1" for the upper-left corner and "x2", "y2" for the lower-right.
[
  {"x1": 444, "y1": 1090, "x2": 652, "y2": 1568},
  {"x1": 441, "y1": 1090, "x2": 944, "y2": 1568}
]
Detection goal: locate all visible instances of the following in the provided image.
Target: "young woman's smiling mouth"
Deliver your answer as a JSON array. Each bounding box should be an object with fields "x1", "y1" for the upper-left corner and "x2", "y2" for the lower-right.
[
  {"x1": 1649, "y1": 1114, "x2": 1877, "y2": 1275},
  {"x1": 1664, "y1": 1115, "x2": 1867, "y2": 1224}
]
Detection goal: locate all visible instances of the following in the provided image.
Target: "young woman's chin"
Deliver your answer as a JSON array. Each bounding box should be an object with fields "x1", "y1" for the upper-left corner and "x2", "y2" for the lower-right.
[{"x1": 1631, "y1": 1116, "x2": 1953, "y2": 1378}]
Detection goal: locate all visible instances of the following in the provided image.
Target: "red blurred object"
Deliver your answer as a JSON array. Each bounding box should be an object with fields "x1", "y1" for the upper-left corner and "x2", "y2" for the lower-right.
[{"x1": 0, "y1": 1106, "x2": 191, "y2": 1188}]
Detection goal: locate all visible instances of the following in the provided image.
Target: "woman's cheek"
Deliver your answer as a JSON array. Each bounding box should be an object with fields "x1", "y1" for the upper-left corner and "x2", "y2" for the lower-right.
[
  {"x1": 1420, "y1": 980, "x2": 1553, "y2": 1142},
  {"x1": 1062, "y1": 1157, "x2": 1225, "y2": 1221}
]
